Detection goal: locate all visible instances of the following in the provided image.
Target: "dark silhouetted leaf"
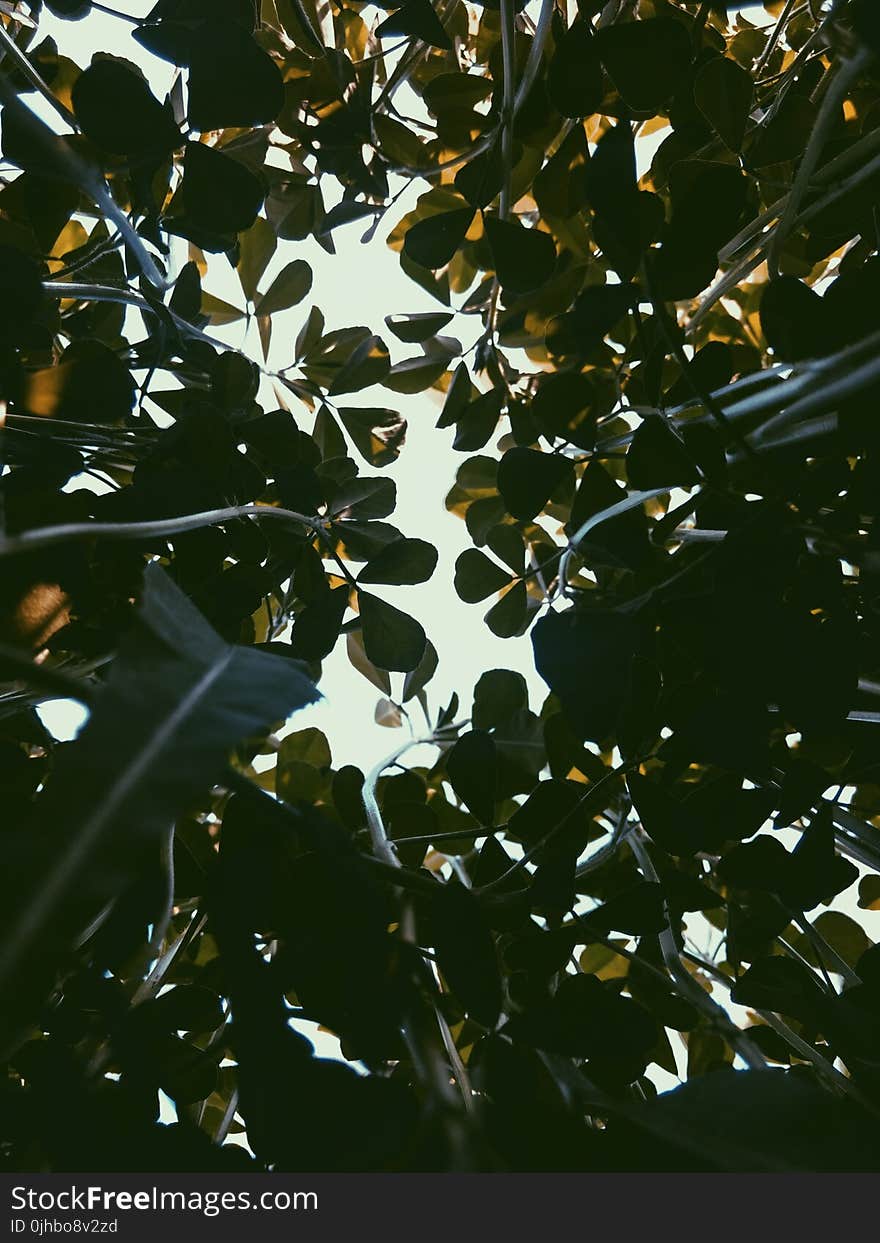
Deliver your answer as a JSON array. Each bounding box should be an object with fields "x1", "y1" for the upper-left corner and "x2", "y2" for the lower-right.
[
  {"x1": 484, "y1": 216, "x2": 556, "y2": 293},
  {"x1": 497, "y1": 447, "x2": 573, "y2": 521},
  {"x1": 446, "y1": 728, "x2": 496, "y2": 824},
  {"x1": 255, "y1": 260, "x2": 313, "y2": 316},
  {"x1": 357, "y1": 591, "x2": 427, "y2": 672},
  {"x1": 694, "y1": 55, "x2": 753, "y2": 152},
  {"x1": 429, "y1": 882, "x2": 502, "y2": 1026},
  {"x1": 376, "y1": 0, "x2": 452, "y2": 51},
  {"x1": 595, "y1": 17, "x2": 692, "y2": 112},
  {"x1": 403, "y1": 207, "x2": 473, "y2": 269},
  {"x1": 454, "y1": 548, "x2": 513, "y2": 603},
  {"x1": 72, "y1": 58, "x2": 180, "y2": 157},
  {"x1": 357, "y1": 538, "x2": 438, "y2": 585},
  {"x1": 187, "y1": 21, "x2": 284, "y2": 131}
]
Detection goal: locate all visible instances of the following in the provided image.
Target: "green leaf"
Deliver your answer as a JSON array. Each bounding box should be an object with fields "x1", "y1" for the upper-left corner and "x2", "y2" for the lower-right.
[
  {"x1": 595, "y1": 17, "x2": 692, "y2": 113},
  {"x1": 278, "y1": 726, "x2": 332, "y2": 769},
  {"x1": 376, "y1": 0, "x2": 452, "y2": 51},
  {"x1": 384, "y1": 312, "x2": 454, "y2": 343},
  {"x1": 403, "y1": 207, "x2": 474, "y2": 270},
  {"x1": 429, "y1": 883, "x2": 502, "y2": 1027},
  {"x1": 547, "y1": 19, "x2": 603, "y2": 118},
  {"x1": 694, "y1": 55, "x2": 754, "y2": 152},
  {"x1": 627, "y1": 417, "x2": 700, "y2": 489},
  {"x1": 328, "y1": 334, "x2": 391, "y2": 395},
  {"x1": 71, "y1": 58, "x2": 180, "y2": 157},
  {"x1": 358, "y1": 591, "x2": 427, "y2": 672},
  {"x1": 484, "y1": 216, "x2": 556, "y2": 293},
  {"x1": 446, "y1": 729, "x2": 496, "y2": 825},
  {"x1": 731, "y1": 957, "x2": 826, "y2": 1025},
  {"x1": 337, "y1": 406, "x2": 407, "y2": 466},
  {"x1": 484, "y1": 581, "x2": 529, "y2": 638},
  {"x1": 187, "y1": 20, "x2": 284, "y2": 131},
  {"x1": 402, "y1": 638, "x2": 439, "y2": 702},
  {"x1": 454, "y1": 548, "x2": 513, "y2": 603},
  {"x1": 497, "y1": 447, "x2": 573, "y2": 521},
  {"x1": 237, "y1": 215, "x2": 276, "y2": 302},
  {"x1": 382, "y1": 354, "x2": 451, "y2": 394},
  {"x1": 357, "y1": 538, "x2": 439, "y2": 585},
  {"x1": 254, "y1": 260, "x2": 313, "y2": 316},
  {"x1": 472, "y1": 669, "x2": 528, "y2": 730},
  {"x1": 175, "y1": 141, "x2": 266, "y2": 243}
]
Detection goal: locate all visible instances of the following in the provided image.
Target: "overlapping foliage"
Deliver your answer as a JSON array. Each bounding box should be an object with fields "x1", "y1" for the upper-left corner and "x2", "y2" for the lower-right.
[{"x1": 3, "y1": 0, "x2": 880, "y2": 1172}]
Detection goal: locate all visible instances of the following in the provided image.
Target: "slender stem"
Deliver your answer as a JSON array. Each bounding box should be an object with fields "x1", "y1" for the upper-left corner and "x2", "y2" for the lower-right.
[
  {"x1": 754, "y1": 0, "x2": 799, "y2": 76},
  {"x1": 767, "y1": 48, "x2": 873, "y2": 277},
  {"x1": 498, "y1": 0, "x2": 517, "y2": 220},
  {"x1": 682, "y1": 948, "x2": 878, "y2": 1111},
  {"x1": 513, "y1": 0, "x2": 553, "y2": 114},
  {"x1": 362, "y1": 733, "x2": 458, "y2": 867},
  {"x1": 0, "y1": 643, "x2": 99, "y2": 702},
  {"x1": 629, "y1": 832, "x2": 769, "y2": 1071},
  {"x1": 42, "y1": 281, "x2": 233, "y2": 353},
  {"x1": 0, "y1": 23, "x2": 77, "y2": 127},
  {"x1": 0, "y1": 503, "x2": 320, "y2": 558}
]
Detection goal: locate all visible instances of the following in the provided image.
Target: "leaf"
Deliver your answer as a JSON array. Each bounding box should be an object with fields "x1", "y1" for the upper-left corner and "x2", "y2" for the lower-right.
[
  {"x1": 329, "y1": 476, "x2": 397, "y2": 520},
  {"x1": 484, "y1": 216, "x2": 556, "y2": 294},
  {"x1": 187, "y1": 20, "x2": 284, "y2": 131},
  {"x1": 382, "y1": 354, "x2": 451, "y2": 395},
  {"x1": 357, "y1": 538, "x2": 439, "y2": 586},
  {"x1": 254, "y1": 260, "x2": 313, "y2": 316},
  {"x1": 694, "y1": 55, "x2": 754, "y2": 152},
  {"x1": 858, "y1": 876, "x2": 880, "y2": 911},
  {"x1": 497, "y1": 447, "x2": 573, "y2": 521},
  {"x1": 0, "y1": 567, "x2": 319, "y2": 1026},
  {"x1": 731, "y1": 957, "x2": 826, "y2": 1025},
  {"x1": 145, "y1": 985, "x2": 225, "y2": 1034},
  {"x1": 329, "y1": 335, "x2": 391, "y2": 395},
  {"x1": 319, "y1": 200, "x2": 379, "y2": 234},
  {"x1": 374, "y1": 698, "x2": 404, "y2": 728},
  {"x1": 346, "y1": 630, "x2": 392, "y2": 695},
  {"x1": 278, "y1": 727, "x2": 332, "y2": 770},
  {"x1": 485, "y1": 581, "x2": 529, "y2": 638},
  {"x1": 583, "y1": 121, "x2": 644, "y2": 280},
  {"x1": 338, "y1": 407, "x2": 407, "y2": 466},
  {"x1": 429, "y1": 883, "x2": 502, "y2": 1027},
  {"x1": 533, "y1": 609, "x2": 641, "y2": 743},
  {"x1": 547, "y1": 19, "x2": 603, "y2": 119},
  {"x1": 24, "y1": 340, "x2": 135, "y2": 425},
  {"x1": 454, "y1": 548, "x2": 513, "y2": 603},
  {"x1": 176, "y1": 140, "x2": 265, "y2": 240},
  {"x1": 627, "y1": 417, "x2": 700, "y2": 489},
  {"x1": 568, "y1": 469, "x2": 660, "y2": 570},
  {"x1": 376, "y1": 0, "x2": 452, "y2": 51},
  {"x1": 760, "y1": 278, "x2": 828, "y2": 361},
  {"x1": 560, "y1": 284, "x2": 637, "y2": 354},
  {"x1": 403, "y1": 207, "x2": 474, "y2": 270},
  {"x1": 289, "y1": 584, "x2": 349, "y2": 661},
  {"x1": 237, "y1": 216, "x2": 276, "y2": 302},
  {"x1": 617, "y1": 1069, "x2": 880, "y2": 1171},
  {"x1": 472, "y1": 669, "x2": 528, "y2": 730},
  {"x1": 585, "y1": 884, "x2": 667, "y2": 938},
  {"x1": 401, "y1": 639, "x2": 439, "y2": 702},
  {"x1": 357, "y1": 591, "x2": 427, "y2": 672},
  {"x1": 384, "y1": 312, "x2": 453, "y2": 343},
  {"x1": 71, "y1": 58, "x2": 179, "y2": 157},
  {"x1": 783, "y1": 808, "x2": 858, "y2": 912},
  {"x1": 446, "y1": 729, "x2": 496, "y2": 825},
  {"x1": 595, "y1": 17, "x2": 692, "y2": 113}
]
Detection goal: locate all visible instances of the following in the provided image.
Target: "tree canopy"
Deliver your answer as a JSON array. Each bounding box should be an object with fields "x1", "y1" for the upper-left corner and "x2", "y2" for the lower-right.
[{"x1": 3, "y1": 0, "x2": 880, "y2": 1173}]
